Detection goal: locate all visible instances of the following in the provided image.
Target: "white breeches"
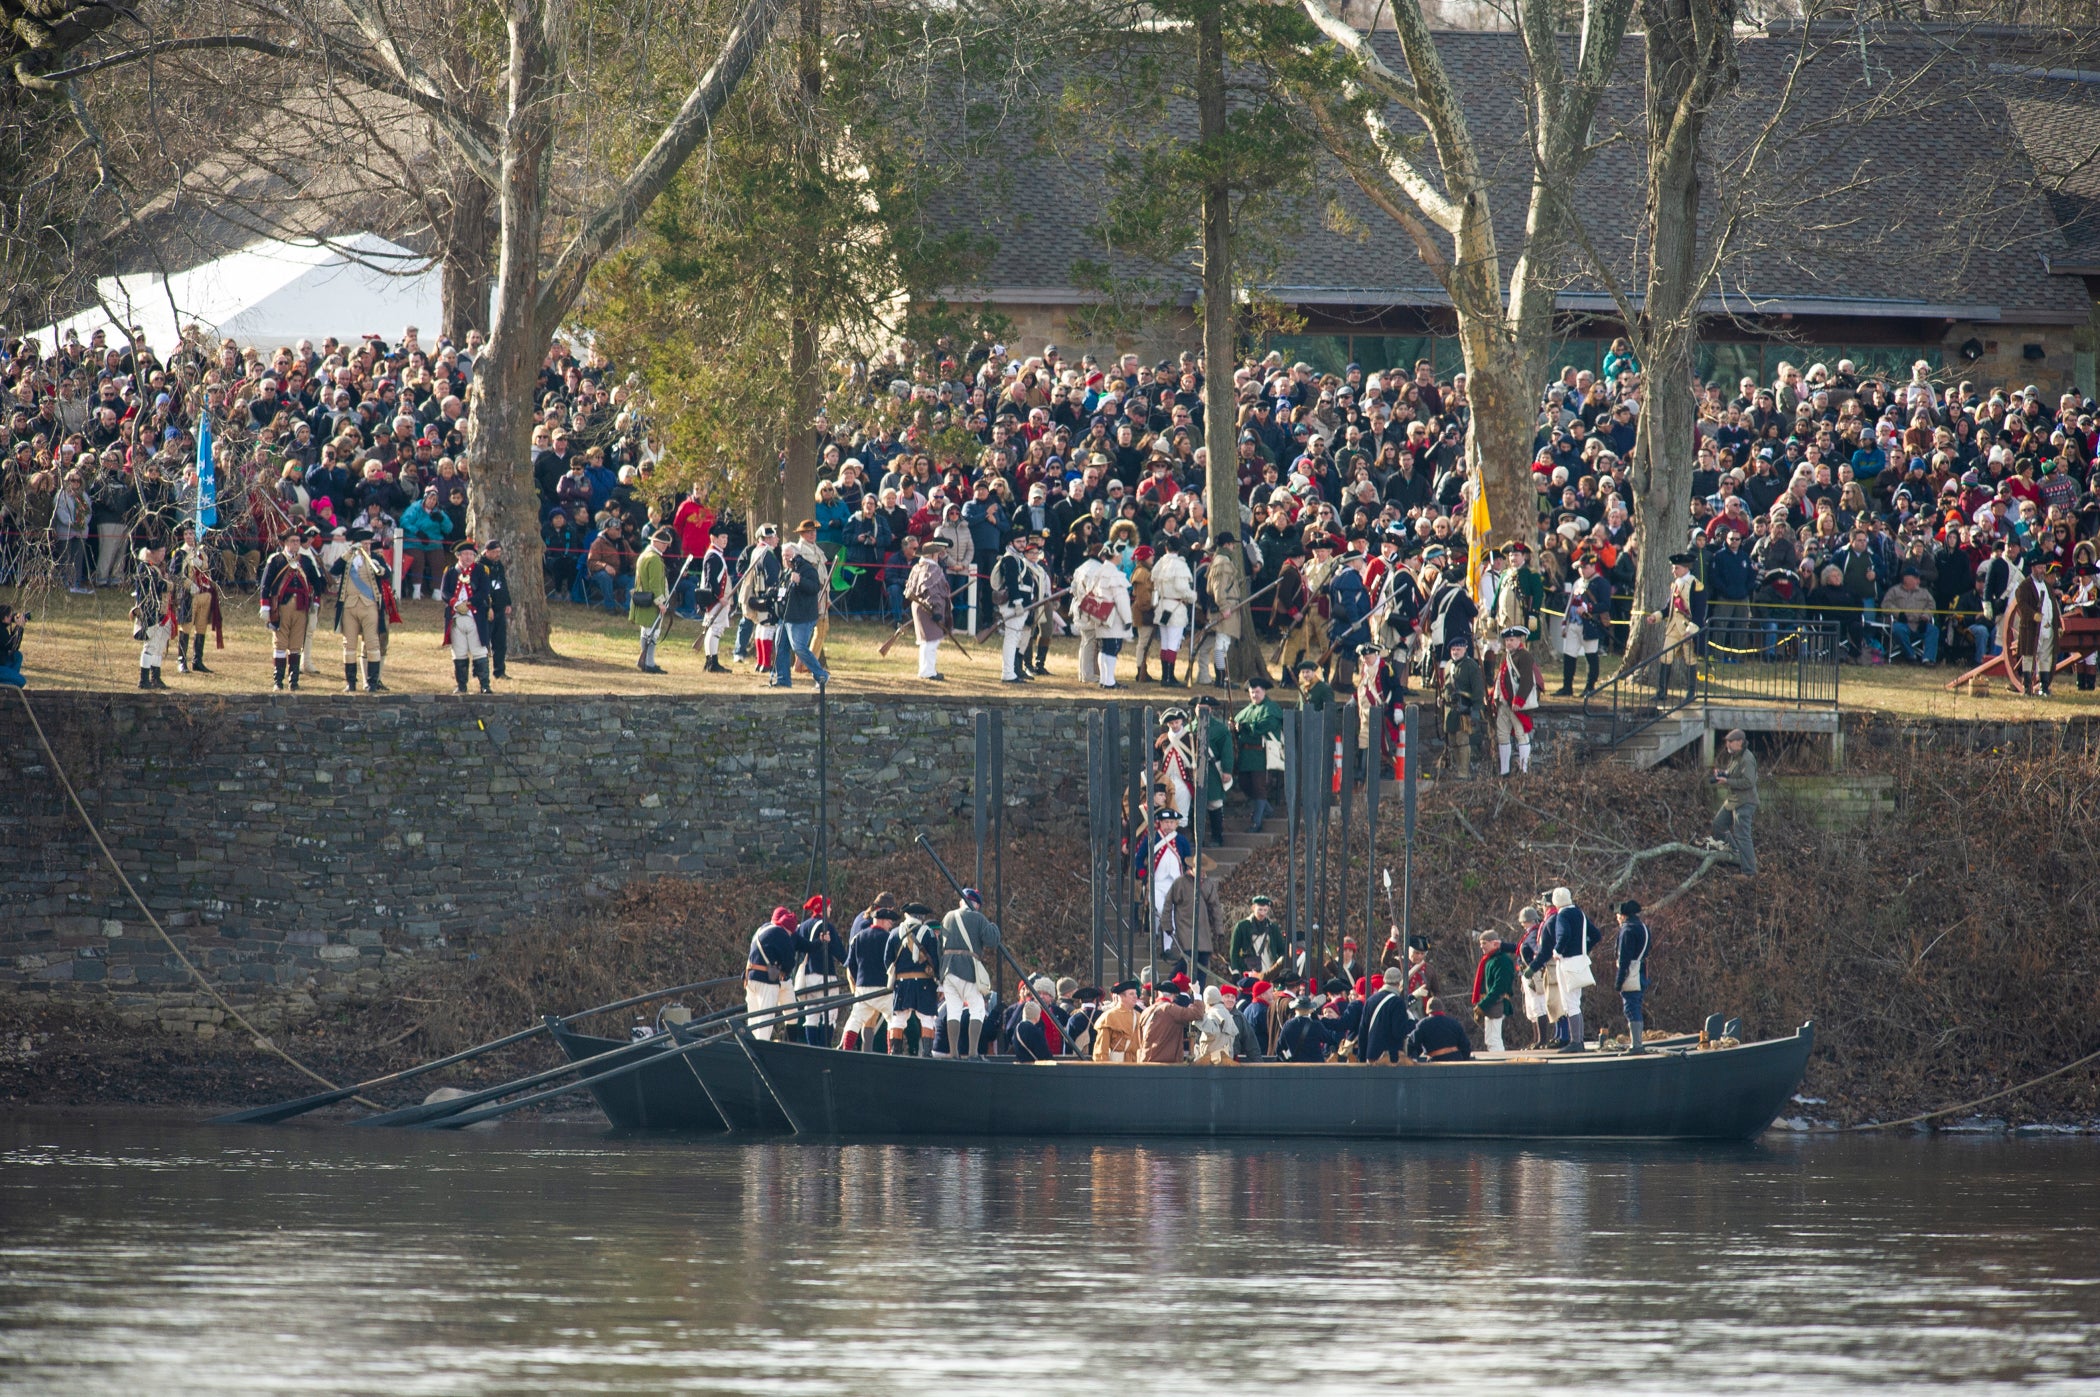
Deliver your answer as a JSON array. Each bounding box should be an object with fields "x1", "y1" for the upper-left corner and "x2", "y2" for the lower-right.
[{"x1": 940, "y1": 972, "x2": 986, "y2": 1022}]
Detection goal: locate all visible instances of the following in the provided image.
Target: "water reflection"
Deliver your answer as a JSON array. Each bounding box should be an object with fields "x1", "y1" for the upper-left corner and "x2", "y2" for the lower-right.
[{"x1": 1, "y1": 1115, "x2": 2096, "y2": 1394}]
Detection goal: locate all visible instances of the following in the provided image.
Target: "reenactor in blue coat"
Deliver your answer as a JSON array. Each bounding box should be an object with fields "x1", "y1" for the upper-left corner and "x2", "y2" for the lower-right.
[
  {"x1": 1359, "y1": 967, "x2": 1411, "y2": 1063},
  {"x1": 1277, "y1": 996, "x2": 1339, "y2": 1062},
  {"x1": 839, "y1": 899, "x2": 898, "y2": 1052},
  {"x1": 886, "y1": 902, "x2": 943, "y2": 1055},
  {"x1": 1403, "y1": 997, "x2": 1474, "y2": 1061},
  {"x1": 1614, "y1": 900, "x2": 1652, "y2": 1054}
]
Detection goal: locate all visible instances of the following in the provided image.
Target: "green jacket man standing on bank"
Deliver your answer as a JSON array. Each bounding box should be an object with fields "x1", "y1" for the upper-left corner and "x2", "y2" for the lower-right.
[
  {"x1": 1232, "y1": 677, "x2": 1283, "y2": 833},
  {"x1": 1228, "y1": 895, "x2": 1283, "y2": 976},
  {"x1": 1709, "y1": 727, "x2": 1758, "y2": 876}
]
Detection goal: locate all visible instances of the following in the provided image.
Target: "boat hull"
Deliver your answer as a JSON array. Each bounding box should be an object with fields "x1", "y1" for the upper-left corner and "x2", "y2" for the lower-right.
[
  {"x1": 550, "y1": 1026, "x2": 726, "y2": 1132},
  {"x1": 730, "y1": 1025, "x2": 1816, "y2": 1141}
]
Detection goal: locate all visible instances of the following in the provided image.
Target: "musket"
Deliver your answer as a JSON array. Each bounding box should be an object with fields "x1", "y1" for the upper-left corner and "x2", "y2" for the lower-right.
[
  {"x1": 1187, "y1": 570, "x2": 1289, "y2": 668},
  {"x1": 645, "y1": 551, "x2": 697, "y2": 645},
  {"x1": 971, "y1": 583, "x2": 1071, "y2": 642}
]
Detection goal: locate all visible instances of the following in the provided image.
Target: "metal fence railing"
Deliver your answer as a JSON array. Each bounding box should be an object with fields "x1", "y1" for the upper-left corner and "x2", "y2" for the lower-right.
[
  {"x1": 1584, "y1": 619, "x2": 1842, "y2": 755},
  {"x1": 1697, "y1": 618, "x2": 1844, "y2": 710}
]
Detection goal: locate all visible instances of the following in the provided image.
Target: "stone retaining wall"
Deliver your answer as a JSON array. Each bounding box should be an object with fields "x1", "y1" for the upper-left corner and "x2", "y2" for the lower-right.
[{"x1": 0, "y1": 693, "x2": 1101, "y2": 1023}]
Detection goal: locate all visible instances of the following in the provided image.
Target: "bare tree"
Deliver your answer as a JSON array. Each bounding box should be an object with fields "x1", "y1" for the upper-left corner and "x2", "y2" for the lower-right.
[
  {"x1": 1294, "y1": 0, "x2": 1635, "y2": 555},
  {"x1": 46, "y1": 0, "x2": 790, "y2": 653}
]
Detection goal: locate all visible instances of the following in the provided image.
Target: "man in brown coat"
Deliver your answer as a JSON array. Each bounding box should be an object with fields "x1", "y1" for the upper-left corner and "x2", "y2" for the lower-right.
[
  {"x1": 1137, "y1": 987, "x2": 1205, "y2": 1064},
  {"x1": 1092, "y1": 981, "x2": 1142, "y2": 1063},
  {"x1": 1198, "y1": 533, "x2": 1247, "y2": 686},
  {"x1": 1161, "y1": 854, "x2": 1223, "y2": 980},
  {"x1": 2007, "y1": 564, "x2": 2061, "y2": 697}
]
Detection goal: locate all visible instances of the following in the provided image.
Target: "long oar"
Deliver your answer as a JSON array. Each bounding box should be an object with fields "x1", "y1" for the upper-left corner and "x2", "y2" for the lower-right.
[
  {"x1": 212, "y1": 975, "x2": 740, "y2": 1125},
  {"x1": 415, "y1": 988, "x2": 889, "y2": 1131},
  {"x1": 351, "y1": 988, "x2": 778, "y2": 1128}
]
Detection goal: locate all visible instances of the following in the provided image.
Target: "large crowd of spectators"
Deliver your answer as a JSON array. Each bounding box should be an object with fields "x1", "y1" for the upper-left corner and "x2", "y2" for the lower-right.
[{"x1": 3, "y1": 315, "x2": 2095, "y2": 677}]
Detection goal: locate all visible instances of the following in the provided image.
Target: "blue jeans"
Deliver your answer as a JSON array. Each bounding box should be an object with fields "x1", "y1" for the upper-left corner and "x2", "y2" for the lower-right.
[
  {"x1": 772, "y1": 620, "x2": 828, "y2": 687},
  {"x1": 1968, "y1": 622, "x2": 1996, "y2": 661},
  {"x1": 1892, "y1": 619, "x2": 1939, "y2": 663},
  {"x1": 588, "y1": 570, "x2": 630, "y2": 611}
]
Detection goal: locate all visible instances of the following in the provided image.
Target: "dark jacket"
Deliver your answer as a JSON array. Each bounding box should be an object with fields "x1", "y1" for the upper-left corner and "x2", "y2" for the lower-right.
[
  {"x1": 1404, "y1": 1011, "x2": 1473, "y2": 1061},
  {"x1": 1552, "y1": 904, "x2": 1597, "y2": 958},
  {"x1": 780, "y1": 549, "x2": 823, "y2": 625},
  {"x1": 1360, "y1": 989, "x2": 1409, "y2": 1062},
  {"x1": 1615, "y1": 916, "x2": 1651, "y2": 994}
]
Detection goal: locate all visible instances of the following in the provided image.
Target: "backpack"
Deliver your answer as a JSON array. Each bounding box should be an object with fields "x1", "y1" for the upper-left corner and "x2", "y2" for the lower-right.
[{"x1": 991, "y1": 555, "x2": 1012, "y2": 607}]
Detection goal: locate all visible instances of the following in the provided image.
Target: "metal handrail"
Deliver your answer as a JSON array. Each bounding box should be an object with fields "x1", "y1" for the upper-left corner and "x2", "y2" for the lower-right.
[
  {"x1": 1697, "y1": 618, "x2": 1843, "y2": 709},
  {"x1": 1582, "y1": 631, "x2": 1702, "y2": 748},
  {"x1": 1583, "y1": 618, "x2": 1842, "y2": 755}
]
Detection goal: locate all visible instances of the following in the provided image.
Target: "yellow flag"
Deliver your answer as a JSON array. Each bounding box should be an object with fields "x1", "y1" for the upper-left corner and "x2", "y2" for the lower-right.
[{"x1": 1467, "y1": 484, "x2": 1492, "y2": 602}]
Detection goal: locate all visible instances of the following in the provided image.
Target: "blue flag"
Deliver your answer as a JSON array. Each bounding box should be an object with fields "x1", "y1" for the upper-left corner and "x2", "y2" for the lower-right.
[{"x1": 196, "y1": 412, "x2": 218, "y2": 528}]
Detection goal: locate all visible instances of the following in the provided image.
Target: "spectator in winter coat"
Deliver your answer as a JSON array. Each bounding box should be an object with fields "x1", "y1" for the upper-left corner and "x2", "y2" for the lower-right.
[{"x1": 397, "y1": 489, "x2": 450, "y2": 598}]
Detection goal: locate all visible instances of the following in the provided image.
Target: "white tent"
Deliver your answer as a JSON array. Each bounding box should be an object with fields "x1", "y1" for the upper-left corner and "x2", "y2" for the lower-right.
[{"x1": 39, "y1": 232, "x2": 443, "y2": 355}]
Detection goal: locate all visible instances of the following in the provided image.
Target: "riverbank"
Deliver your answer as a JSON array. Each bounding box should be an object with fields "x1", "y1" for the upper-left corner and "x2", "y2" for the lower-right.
[{"x1": 6, "y1": 737, "x2": 2099, "y2": 1128}]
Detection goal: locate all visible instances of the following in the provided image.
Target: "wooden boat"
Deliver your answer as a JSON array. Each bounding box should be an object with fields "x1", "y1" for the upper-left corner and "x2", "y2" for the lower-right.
[
  {"x1": 548, "y1": 1024, "x2": 725, "y2": 1132},
  {"x1": 715, "y1": 1023, "x2": 1816, "y2": 1141}
]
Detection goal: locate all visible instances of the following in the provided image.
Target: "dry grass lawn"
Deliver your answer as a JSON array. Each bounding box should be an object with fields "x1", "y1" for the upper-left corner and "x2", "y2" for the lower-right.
[
  {"x1": 8, "y1": 582, "x2": 2098, "y2": 722},
  {"x1": 1, "y1": 584, "x2": 1178, "y2": 701}
]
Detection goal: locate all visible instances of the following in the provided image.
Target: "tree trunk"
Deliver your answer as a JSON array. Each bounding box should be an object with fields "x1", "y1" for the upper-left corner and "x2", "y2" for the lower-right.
[
  {"x1": 1196, "y1": 2, "x2": 1238, "y2": 550},
  {"x1": 1457, "y1": 331, "x2": 1538, "y2": 565},
  {"x1": 1629, "y1": 0, "x2": 1735, "y2": 622},
  {"x1": 463, "y1": 0, "x2": 558, "y2": 656},
  {"x1": 440, "y1": 174, "x2": 496, "y2": 344},
  {"x1": 775, "y1": 0, "x2": 823, "y2": 536}
]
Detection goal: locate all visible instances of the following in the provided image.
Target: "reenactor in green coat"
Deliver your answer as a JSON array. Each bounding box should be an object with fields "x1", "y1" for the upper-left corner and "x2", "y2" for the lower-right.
[
  {"x1": 1470, "y1": 930, "x2": 1518, "y2": 1053},
  {"x1": 630, "y1": 527, "x2": 672, "y2": 674},
  {"x1": 1441, "y1": 634, "x2": 1486, "y2": 778},
  {"x1": 1294, "y1": 661, "x2": 1333, "y2": 711},
  {"x1": 1230, "y1": 677, "x2": 1283, "y2": 832},
  {"x1": 1227, "y1": 895, "x2": 1284, "y2": 976}
]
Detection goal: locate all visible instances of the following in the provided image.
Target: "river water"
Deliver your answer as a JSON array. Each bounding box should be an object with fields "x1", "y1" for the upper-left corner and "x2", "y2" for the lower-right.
[{"x1": 2, "y1": 1112, "x2": 2096, "y2": 1395}]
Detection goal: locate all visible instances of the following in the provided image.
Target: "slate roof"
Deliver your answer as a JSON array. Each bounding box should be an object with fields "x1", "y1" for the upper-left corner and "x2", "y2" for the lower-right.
[
  {"x1": 1999, "y1": 71, "x2": 2100, "y2": 272},
  {"x1": 929, "y1": 29, "x2": 2095, "y2": 325}
]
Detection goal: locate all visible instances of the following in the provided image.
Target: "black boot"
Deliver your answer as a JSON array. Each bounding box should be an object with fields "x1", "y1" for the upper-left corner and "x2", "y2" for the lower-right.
[
  {"x1": 1584, "y1": 653, "x2": 1600, "y2": 696},
  {"x1": 453, "y1": 658, "x2": 470, "y2": 694},
  {"x1": 344, "y1": 662, "x2": 360, "y2": 693},
  {"x1": 176, "y1": 642, "x2": 190, "y2": 674},
  {"x1": 703, "y1": 654, "x2": 727, "y2": 674},
  {"x1": 1208, "y1": 807, "x2": 1225, "y2": 846},
  {"x1": 272, "y1": 657, "x2": 286, "y2": 691},
  {"x1": 474, "y1": 658, "x2": 492, "y2": 694},
  {"x1": 365, "y1": 661, "x2": 388, "y2": 692},
  {"x1": 1033, "y1": 644, "x2": 1049, "y2": 674},
  {"x1": 288, "y1": 654, "x2": 302, "y2": 690},
  {"x1": 191, "y1": 634, "x2": 212, "y2": 673},
  {"x1": 1557, "y1": 657, "x2": 1575, "y2": 696},
  {"x1": 149, "y1": 667, "x2": 168, "y2": 690},
  {"x1": 139, "y1": 667, "x2": 153, "y2": 690},
  {"x1": 2082, "y1": 670, "x2": 2096, "y2": 692}
]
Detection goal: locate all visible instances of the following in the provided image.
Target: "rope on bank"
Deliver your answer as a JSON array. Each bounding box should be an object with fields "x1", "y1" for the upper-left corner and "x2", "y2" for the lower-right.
[
  {"x1": 1850, "y1": 1045, "x2": 2100, "y2": 1132},
  {"x1": 8, "y1": 684, "x2": 368, "y2": 1103}
]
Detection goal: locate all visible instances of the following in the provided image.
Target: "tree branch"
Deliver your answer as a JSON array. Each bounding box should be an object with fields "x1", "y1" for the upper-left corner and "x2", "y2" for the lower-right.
[
  {"x1": 533, "y1": 0, "x2": 790, "y2": 335},
  {"x1": 23, "y1": 30, "x2": 499, "y2": 184},
  {"x1": 1606, "y1": 839, "x2": 1737, "y2": 910},
  {"x1": 325, "y1": 0, "x2": 501, "y2": 184}
]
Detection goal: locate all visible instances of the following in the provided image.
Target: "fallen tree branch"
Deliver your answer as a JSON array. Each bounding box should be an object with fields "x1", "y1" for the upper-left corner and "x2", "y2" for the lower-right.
[{"x1": 1607, "y1": 840, "x2": 1738, "y2": 910}]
